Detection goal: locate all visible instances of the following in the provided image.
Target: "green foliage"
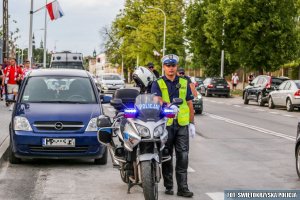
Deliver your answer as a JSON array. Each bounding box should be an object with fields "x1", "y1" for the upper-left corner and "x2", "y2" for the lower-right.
[
  {"x1": 186, "y1": 0, "x2": 300, "y2": 76},
  {"x1": 103, "y1": 0, "x2": 186, "y2": 75}
]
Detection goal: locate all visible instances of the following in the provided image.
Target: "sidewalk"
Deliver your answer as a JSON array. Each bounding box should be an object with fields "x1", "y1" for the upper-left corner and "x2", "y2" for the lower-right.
[{"x1": 0, "y1": 100, "x2": 11, "y2": 165}]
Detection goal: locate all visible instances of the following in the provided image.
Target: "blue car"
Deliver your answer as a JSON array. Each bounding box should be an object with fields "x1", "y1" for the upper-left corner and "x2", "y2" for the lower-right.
[{"x1": 8, "y1": 69, "x2": 111, "y2": 164}]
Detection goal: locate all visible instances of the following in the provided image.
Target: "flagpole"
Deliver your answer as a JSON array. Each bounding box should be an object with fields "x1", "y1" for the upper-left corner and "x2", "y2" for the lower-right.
[
  {"x1": 28, "y1": 0, "x2": 34, "y2": 66},
  {"x1": 43, "y1": 0, "x2": 48, "y2": 68}
]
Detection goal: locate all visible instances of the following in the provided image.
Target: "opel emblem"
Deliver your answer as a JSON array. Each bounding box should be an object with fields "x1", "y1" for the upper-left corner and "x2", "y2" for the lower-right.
[{"x1": 54, "y1": 122, "x2": 64, "y2": 130}]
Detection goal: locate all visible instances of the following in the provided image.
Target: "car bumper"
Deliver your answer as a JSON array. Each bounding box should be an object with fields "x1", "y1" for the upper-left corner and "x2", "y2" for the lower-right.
[
  {"x1": 11, "y1": 130, "x2": 105, "y2": 159},
  {"x1": 102, "y1": 86, "x2": 125, "y2": 93},
  {"x1": 193, "y1": 100, "x2": 203, "y2": 111},
  {"x1": 207, "y1": 88, "x2": 230, "y2": 95}
]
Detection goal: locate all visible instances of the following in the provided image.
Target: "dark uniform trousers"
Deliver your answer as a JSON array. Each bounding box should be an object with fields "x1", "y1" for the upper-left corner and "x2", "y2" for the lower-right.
[{"x1": 162, "y1": 120, "x2": 189, "y2": 191}]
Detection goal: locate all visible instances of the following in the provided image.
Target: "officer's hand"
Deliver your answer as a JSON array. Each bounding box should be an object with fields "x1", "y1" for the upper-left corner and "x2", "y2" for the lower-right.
[
  {"x1": 170, "y1": 105, "x2": 179, "y2": 114},
  {"x1": 189, "y1": 123, "x2": 196, "y2": 138}
]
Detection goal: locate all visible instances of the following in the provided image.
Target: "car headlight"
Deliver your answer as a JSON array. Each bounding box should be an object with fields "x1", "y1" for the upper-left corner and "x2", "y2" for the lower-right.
[
  {"x1": 197, "y1": 93, "x2": 202, "y2": 99},
  {"x1": 135, "y1": 124, "x2": 150, "y2": 138},
  {"x1": 154, "y1": 124, "x2": 165, "y2": 137},
  {"x1": 85, "y1": 117, "x2": 97, "y2": 132},
  {"x1": 14, "y1": 116, "x2": 32, "y2": 131}
]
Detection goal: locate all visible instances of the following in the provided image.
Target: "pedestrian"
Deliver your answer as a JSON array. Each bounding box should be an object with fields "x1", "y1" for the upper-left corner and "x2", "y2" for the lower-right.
[
  {"x1": 231, "y1": 72, "x2": 239, "y2": 90},
  {"x1": 22, "y1": 60, "x2": 32, "y2": 79},
  {"x1": 248, "y1": 73, "x2": 254, "y2": 84},
  {"x1": 0, "y1": 64, "x2": 3, "y2": 101},
  {"x1": 177, "y1": 67, "x2": 198, "y2": 97},
  {"x1": 2, "y1": 58, "x2": 23, "y2": 111},
  {"x1": 147, "y1": 62, "x2": 160, "y2": 78},
  {"x1": 151, "y1": 54, "x2": 195, "y2": 198},
  {"x1": 2, "y1": 57, "x2": 9, "y2": 70}
]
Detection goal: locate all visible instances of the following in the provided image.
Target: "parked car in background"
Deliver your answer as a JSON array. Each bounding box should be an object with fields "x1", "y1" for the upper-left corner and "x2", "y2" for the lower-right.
[
  {"x1": 49, "y1": 51, "x2": 84, "y2": 70},
  {"x1": 243, "y1": 75, "x2": 289, "y2": 106},
  {"x1": 191, "y1": 77, "x2": 205, "y2": 94},
  {"x1": 202, "y1": 77, "x2": 230, "y2": 97},
  {"x1": 98, "y1": 73, "x2": 125, "y2": 93},
  {"x1": 193, "y1": 91, "x2": 203, "y2": 114},
  {"x1": 268, "y1": 80, "x2": 300, "y2": 111},
  {"x1": 9, "y1": 69, "x2": 111, "y2": 164}
]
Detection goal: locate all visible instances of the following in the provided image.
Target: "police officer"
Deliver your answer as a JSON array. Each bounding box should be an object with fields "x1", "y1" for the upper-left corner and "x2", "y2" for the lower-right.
[
  {"x1": 177, "y1": 67, "x2": 198, "y2": 97},
  {"x1": 151, "y1": 54, "x2": 195, "y2": 198}
]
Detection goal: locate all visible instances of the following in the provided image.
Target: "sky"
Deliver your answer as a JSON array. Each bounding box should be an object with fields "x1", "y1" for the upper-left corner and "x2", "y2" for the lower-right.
[{"x1": 1, "y1": 0, "x2": 125, "y2": 56}]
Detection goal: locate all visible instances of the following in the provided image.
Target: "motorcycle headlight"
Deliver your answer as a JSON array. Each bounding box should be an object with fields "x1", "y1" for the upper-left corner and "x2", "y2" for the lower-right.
[
  {"x1": 135, "y1": 124, "x2": 150, "y2": 138},
  {"x1": 14, "y1": 116, "x2": 32, "y2": 131},
  {"x1": 154, "y1": 124, "x2": 165, "y2": 138},
  {"x1": 85, "y1": 117, "x2": 97, "y2": 132}
]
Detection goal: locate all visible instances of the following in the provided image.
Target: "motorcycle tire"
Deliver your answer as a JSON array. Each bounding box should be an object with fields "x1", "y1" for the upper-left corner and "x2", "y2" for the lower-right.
[
  {"x1": 141, "y1": 161, "x2": 158, "y2": 200},
  {"x1": 120, "y1": 164, "x2": 129, "y2": 183}
]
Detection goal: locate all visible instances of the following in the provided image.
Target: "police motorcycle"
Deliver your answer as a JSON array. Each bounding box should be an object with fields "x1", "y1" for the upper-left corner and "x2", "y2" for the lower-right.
[{"x1": 97, "y1": 67, "x2": 182, "y2": 200}]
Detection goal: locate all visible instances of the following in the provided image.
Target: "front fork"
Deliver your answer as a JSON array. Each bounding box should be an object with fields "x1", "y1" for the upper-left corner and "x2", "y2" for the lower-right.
[{"x1": 137, "y1": 142, "x2": 161, "y2": 184}]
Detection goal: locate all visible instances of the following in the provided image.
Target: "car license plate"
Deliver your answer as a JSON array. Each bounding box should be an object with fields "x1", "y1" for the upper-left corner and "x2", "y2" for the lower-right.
[
  {"x1": 42, "y1": 138, "x2": 75, "y2": 147},
  {"x1": 216, "y1": 86, "x2": 224, "y2": 88}
]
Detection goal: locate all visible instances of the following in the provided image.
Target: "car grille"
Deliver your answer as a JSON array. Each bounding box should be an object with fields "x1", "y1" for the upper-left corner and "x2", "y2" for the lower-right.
[
  {"x1": 33, "y1": 121, "x2": 84, "y2": 131},
  {"x1": 29, "y1": 145, "x2": 89, "y2": 153}
]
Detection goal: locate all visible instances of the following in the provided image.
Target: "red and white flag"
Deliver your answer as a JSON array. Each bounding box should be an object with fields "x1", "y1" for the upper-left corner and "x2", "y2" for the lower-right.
[{"x1": 46, "y1": 0, "x2": 64, "y2": 21}]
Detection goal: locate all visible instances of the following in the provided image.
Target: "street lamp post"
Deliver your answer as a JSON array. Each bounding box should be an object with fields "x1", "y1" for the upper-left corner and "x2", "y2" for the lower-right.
[
  {"x1": 147, "y1": 6, "x2": 166, "y2": 75},
  {"x1": 125, "y1": 25, "x2": 139, "y2": 67},
  {"x1": 220, "y1": 21, "x2": 225, "y2": 78}
]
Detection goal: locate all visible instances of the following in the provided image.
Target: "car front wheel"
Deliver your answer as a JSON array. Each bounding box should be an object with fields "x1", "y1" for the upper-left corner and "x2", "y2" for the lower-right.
[
  {"x1": 268, "y1": 97, "x2": 275, "y2": 109},
  {"x1": 95, "y1": 147, "x2": 108, "y2": 165},
  {"x1": 244, "y1": 92, "x2": 249, "y2": 104},
  {"x1": 8, "y1": 140, "x2": 21, "y2": 164}
]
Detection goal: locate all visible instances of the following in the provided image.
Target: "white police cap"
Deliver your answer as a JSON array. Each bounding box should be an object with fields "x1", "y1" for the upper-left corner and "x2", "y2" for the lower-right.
[{"x1": 161, "y1": 54, "x2": 179, "y2": 65}]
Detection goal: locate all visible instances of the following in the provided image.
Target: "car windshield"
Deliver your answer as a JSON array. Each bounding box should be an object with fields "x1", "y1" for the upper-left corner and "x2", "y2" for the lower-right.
[
  {"x1": 51, "y1": 62, "x2": 84, "y2": 70},
  {"x1": 102, "y1": 75, "x2": 121, "y2": 80},
  {"x1": 135, "y1": 94, "x2": 162, "y2": 122},
  {"x1": 21, "y1": 76, "x2": 96, "y2": 104},
  {"x1": 212, "y1": 79, "x2": 227, "y2": 84}
]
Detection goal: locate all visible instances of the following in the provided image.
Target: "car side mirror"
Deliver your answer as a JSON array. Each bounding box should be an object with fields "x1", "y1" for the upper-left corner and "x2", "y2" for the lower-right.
[
  {"x1": 100, "y1": 95, "x2": 112, "y2": 104},
  {"x1": 171, "y1": 98, "x2": 183, "y2": 106}
]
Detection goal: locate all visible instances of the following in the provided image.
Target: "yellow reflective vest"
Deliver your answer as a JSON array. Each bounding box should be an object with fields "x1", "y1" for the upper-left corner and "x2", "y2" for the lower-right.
[{"x1": 157, "y1": 77, "x2": 190, "y2": 126}]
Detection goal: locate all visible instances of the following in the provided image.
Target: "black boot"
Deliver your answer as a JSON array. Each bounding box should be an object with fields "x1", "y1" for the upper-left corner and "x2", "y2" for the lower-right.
[
  {"x1": 177, "y1": 188, "x2": 193, "y2": 198},
  {"x1": 165, "y1": 188, "x2": 174, "y2": 195}
]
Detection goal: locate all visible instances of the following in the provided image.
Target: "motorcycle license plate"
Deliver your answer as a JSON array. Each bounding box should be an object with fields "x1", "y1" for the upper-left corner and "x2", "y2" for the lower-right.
[{"x1": 42, "y1": 138, "x2": 75, "y2": 147}]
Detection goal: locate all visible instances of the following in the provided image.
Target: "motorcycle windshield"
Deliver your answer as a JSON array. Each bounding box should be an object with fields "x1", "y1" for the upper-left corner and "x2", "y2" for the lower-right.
[{"x1": 135, "y1": 94, "x2": 162, "y2": 122}]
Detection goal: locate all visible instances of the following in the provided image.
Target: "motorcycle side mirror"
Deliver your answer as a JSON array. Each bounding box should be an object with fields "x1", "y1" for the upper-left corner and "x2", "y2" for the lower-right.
[
  {"x1": 97, "y1": 115, "x2": 113, "y2": 145},
  {"x1": 171, "y1": 98, "x2": 183, "y2": 106}
]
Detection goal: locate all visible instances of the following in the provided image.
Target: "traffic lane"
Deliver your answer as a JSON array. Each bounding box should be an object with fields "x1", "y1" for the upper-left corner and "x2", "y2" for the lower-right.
[
  {"x1": 202, "y1": 97, "x2": 298, "y2": 139},
  {"x1": 190, "y1": 113, "x2": 300, "y2": 196}
]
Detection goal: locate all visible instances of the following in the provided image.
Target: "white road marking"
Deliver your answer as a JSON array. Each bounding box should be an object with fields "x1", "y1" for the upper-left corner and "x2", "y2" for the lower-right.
[
  {"x1": 204, "y1": 112, "x2": 295, "y2": 141},
  {"x1": 283, "y1": 114, "x2": 294, "y2": 118},
  {"x1": 187, "y1": 166, "x2": 195, "y2": 173},
  {"x1": 269, "y1": 112, "x2": 279, "y2": 115},
  {"x1": 255, "y1": 109, "x2": 265, "y2": 112},
  {"x1": 245, "y1": 107, "x2": 252, "y2": 109},
  {"x1": 206, "y1": 192, "x2": 224, "y2": 200},
  {"x1": 233, "y1": 105, "x2": 241, "y2": 107},
  {"x1": 216, "y1": 102, "x2": 224, "y2": 104}
]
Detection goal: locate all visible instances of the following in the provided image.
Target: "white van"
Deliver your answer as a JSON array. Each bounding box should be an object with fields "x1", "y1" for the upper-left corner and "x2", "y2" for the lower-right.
[{"x1": 50, "y1": 51, "x2": 84, "y2": 70}]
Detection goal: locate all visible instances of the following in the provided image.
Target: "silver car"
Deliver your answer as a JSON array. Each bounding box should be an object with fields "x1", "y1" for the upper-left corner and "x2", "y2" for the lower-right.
[
  {"x1": 268, "y1": 80, "x2": 300, "y2": 111},
  {"x1": 98, "y1": 73, "x2": 125, "y2": 93}
]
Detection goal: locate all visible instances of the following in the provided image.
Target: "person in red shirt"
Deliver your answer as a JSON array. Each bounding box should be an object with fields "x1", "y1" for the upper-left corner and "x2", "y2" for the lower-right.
[{"x1": 2, "y1": 58, "x2": 23, "y2": 110}]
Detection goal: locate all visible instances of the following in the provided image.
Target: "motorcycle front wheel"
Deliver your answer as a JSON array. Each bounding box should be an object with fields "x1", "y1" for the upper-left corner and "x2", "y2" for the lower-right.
[{"x1": 141, "y1": 161, "x2": 158, "y2": 200}]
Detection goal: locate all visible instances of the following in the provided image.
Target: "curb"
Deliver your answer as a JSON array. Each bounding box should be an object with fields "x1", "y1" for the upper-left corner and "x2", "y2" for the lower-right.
[{"x1": 0, "y1": 136, "x2": 9, "y2": 167}]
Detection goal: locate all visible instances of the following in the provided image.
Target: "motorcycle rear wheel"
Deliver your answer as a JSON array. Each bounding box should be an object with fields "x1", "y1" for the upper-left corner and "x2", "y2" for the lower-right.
[{"x1": 141, "y1": 161, "x2": 158, "y2": 200}]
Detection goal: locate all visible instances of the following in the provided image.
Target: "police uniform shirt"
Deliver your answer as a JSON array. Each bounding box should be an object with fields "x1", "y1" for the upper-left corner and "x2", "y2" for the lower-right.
[{"x1": 151, "y1": 76, "x2": 194, "y2": 102}]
